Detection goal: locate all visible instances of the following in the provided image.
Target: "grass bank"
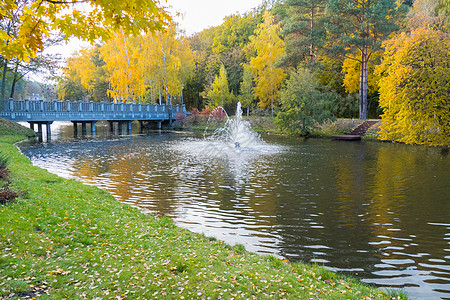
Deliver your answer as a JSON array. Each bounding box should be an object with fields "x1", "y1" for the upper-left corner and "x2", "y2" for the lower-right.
[{"x1": 0, "y1": 120, "x2": 404, "y2": 299}]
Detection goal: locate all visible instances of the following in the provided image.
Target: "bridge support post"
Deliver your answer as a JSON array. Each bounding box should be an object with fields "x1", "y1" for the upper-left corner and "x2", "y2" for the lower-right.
[
  {"x1": 169, "y1": 105, "x2": 173, "y2": 127},
  {"x1": 90, "y1": 121, "x2": 96, "y2": 135},
  {"x1": 108, "y1": 121, "x2": 114, "y2": 134},
  {"x1": 37, "y1": 123, "x2": 42, "y2": 138},
  {"x1": 127, "y1": 121, "x2": 132, "y2": 135},
  {"x1": 158, "y1": 121, "x2": 161, "y2": 129},
  {"x1": 46, "y1": 123, "x2": 51, "y2": 142},
  {"x1": 73, "y1": 122, "x2": 78, "y2": 137},
  {"x1": 138, "y1": 121, "x2": 144, "y2": 133},
  {"x1": 118, "y1": 122, "x2": 122, "y2": 135},
  {"x1": 81, "y1": 122, "x2": 87, "y2": 135},
  {"x1": 29, "y1": 123, "x2": 34, "y2": 130}
]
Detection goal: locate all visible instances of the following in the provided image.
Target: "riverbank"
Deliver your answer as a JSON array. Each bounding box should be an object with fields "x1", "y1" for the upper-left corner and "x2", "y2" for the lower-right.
[
  {"x1": 1, "y1": 121, "x2": 405, "y2": 299},
  {"x1": 178, "y1": 114, "x2": 382, "y2": 138}
]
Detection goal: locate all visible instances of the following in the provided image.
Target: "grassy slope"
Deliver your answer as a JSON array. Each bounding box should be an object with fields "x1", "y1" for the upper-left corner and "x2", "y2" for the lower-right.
[
  {"x1": 0, "y1": 129, "x2": 404, "y2": 299},
  {"x1": 0, "y1": 118, "x2": 37, "y2": 143}
]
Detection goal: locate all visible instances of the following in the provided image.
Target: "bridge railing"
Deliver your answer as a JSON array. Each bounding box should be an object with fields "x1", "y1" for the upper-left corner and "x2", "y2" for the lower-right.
[{"x1": 0, "y1": 99, "x2": 186, "y2": 122}]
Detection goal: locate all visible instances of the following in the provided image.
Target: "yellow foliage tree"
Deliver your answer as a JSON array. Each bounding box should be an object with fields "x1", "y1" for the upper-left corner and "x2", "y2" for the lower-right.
[
  {"x1": 376, "y1": 27, "x2": 450, "y2": 146},
  {"x1": 0, "y1": 0, "x2": 169, "y2": 61},
  {"x1": 342, "y1": 52, "x2": 381, "y2": 95},
  {"x1": 205, "y1": 64, "x2": 233, "y2": 108},
  {"x1": 142, "y1": 24, "x2": 195, "y2": 104},
  {"x1": 60, "y1": 47, "x2": 96, "y2": 101},
  {"x1": 61, "y1": 22, "x2": 195, "y2": 103},
  {"x1": 248, "y1": 11, "x2": 286, "y2": 115},
  {"x1": 101, "y1": 31, "x2": 146, "y2": 101}
]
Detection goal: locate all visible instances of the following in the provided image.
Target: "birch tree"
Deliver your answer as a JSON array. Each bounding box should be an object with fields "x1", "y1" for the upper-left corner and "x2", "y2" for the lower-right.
[
  {"x1": 142, "y1": 24, "x2": 194, "y2": 104},
  {"x1": 101, "y1": 32, "x2": 145, "y2": 101},
  {"x1": 238, "y1": 67, "x2": 254, "y2": 119},
  {"x1": 248, "y1": 11, "x2": 286, "y2": 115}
]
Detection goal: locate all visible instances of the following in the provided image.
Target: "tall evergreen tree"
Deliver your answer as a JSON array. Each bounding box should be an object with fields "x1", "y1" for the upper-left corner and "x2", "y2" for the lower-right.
[
  {"x1": 282, "y1": 0, "x2": 327, "y2": 67},
  {"x1": 325, "y1": 0, "x2": 407, "y2": 119}
]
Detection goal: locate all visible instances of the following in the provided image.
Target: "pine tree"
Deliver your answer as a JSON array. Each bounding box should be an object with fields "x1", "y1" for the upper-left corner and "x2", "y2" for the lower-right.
[
  {"x1": 282, "y1": 0, "x2": 327, "y2": 66},
  {"x1": 326, "y1": 0, "x2": 407, "y2": 119}
]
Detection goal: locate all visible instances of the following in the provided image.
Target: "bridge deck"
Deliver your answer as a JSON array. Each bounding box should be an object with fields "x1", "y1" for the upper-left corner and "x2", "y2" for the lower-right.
[{"x1": 0, "y1": 99, "x2": 185, "y2": 123}]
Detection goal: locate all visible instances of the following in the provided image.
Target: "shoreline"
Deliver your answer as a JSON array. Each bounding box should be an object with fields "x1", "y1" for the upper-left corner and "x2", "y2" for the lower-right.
[{"x1": 0, "y1": 127, "x2": 407, "y2": 298}]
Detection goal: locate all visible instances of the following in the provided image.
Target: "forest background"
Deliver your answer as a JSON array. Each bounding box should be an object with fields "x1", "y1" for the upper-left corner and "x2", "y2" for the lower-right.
[{"x1": 1, "y1": 0, "x2": 449, "y2": 146}]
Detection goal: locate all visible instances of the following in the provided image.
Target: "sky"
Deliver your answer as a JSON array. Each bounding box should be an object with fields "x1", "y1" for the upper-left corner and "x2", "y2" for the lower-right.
[
  {"x1": 167, "y1": 0, "x2": 264, "y2": 35},
  {"x1": 47, "y1": 0, "x2": 264, "y2": 60}
]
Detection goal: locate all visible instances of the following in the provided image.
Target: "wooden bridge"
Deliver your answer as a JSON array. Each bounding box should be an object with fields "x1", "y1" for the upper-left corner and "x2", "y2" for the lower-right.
[{"x1": 0, "y1": 99, "x2": 186, "y2": 140}]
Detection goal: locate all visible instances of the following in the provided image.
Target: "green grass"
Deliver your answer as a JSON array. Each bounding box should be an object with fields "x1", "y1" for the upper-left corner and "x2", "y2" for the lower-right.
[
  {"x1": 0, "y1": 131, "x2": 406, "y2": 299},
  {"x1": 0, "y1": 118, "x2": 37, "y2": 144}
]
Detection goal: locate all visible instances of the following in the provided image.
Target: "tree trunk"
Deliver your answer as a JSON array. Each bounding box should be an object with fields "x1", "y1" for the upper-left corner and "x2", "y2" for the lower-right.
[
  {"x1": 1, "y1": 58, "x2": 8, "y2": 101},
  {"x1": 9, "y1": 61, "x2": 20, "y2": 99},
  {"x1": 1, "y1": 22, "x2": 11, "y2": 102},
  {"x1": 158, "y1": 85, "x2": 162, "y2": 105},
  {"x1": 121, "y1": 30, "x2": 135, "y2": 101},
  {"x1": 359, "y1": 49, "x2": 369, "y2": 120},
  {"x1": 310, "y1": 4, "x2": 315, "y2": 61},
  {"x1": 270, "y1": 63, "x2": 274, "y2": 117}
]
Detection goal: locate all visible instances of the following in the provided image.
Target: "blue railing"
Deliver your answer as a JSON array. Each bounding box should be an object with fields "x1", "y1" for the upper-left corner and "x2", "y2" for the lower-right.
[{"x1": 0, "y1": 99, "x2": 186, "y2": 122}]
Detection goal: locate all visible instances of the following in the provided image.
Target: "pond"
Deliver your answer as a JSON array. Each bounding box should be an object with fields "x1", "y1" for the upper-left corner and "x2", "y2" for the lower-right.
[{"x1": 20, "y1": 121, "x2": 450, "y2": 299}]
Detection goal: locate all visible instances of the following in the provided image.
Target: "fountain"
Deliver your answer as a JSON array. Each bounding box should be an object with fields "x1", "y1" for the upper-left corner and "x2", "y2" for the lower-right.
[
  {"x1": 207, "y1": 102, "x2": 261, "y2": 149},
  {"x1": 175, "y1": 102, "x2": 280, "y2": 167}
]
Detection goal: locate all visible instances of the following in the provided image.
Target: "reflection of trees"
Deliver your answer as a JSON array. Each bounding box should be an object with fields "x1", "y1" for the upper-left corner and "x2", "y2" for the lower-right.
[
  {"x1": 39, "y1": 135, "x2": 450, "y2": 290},
  {"x1": 366, "y1": 145, "x2": 450, "y2": 269},
  {"x1": 122, "y1": 148, "x2": 179, "y2": 217},
  {"x1": 269, "y1": 142, "x2": 380, "y2": 271},
  {"x1": 70, "y1": 139, "x2": 180, "y2": 217},
  {"x1": 73, "y1": 157, "x2": 105, "y2": 180},
  {"x1": 330, "y1": 142, "x2": 450, "y2": 285}
]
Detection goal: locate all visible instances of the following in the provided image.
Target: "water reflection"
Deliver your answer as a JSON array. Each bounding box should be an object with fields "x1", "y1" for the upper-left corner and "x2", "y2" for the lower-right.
[{"x1": 21, "y1": 129, "x2": 450, "y2": 299}]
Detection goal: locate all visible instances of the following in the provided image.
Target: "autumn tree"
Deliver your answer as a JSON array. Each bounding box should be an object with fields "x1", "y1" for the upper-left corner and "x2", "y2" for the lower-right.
[
  {"x1": 211, "y1": 13, "x2": 262, "y2": 56},
  {"x1": 59, "y1": 47, "x2": 95, "y2": 101},
  {"x1": 325, "y1": 0, "x2": 407, "y2": 119},
  {"x1": 203, "y1": 64, "x2": 233, "y2": 108},
  {"x1": 58, "y1": 45, "x2": 109, "y2": 102},
  {"x1": 248, "y1": 11, "x2": 286, "y2": 115},
  {"x1": 211, "y1": 13, "x2": 263, "y2": 97},
  {"x1": 0, "y1": 0, "x2": 169, "y2": 61},
  {"x1": 142, "y1": 24, "x2": 194, "y2": 104},
  {"x1": 1, "y1": 0, "x2": 62, "y2": 101},
  {"x1": 102, "y1": 31, "x2": 146, "y2": 101},
  {"x1": 59, "y1": 22, "x2": 194, "y2": 104},
  {"x1": 376, "y1": 27, "x2": 450, "y2": 146}
]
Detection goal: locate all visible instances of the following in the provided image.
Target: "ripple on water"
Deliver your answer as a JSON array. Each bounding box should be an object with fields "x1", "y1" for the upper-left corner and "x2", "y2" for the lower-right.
[{"x1": 20, "y1": 131, "x2": 450, "y2": 300}]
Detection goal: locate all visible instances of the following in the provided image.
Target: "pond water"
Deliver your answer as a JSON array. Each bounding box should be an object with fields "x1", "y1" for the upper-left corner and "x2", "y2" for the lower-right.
[{"x1": 21, "y1": 122, "x2": 450, "y2": 299}]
